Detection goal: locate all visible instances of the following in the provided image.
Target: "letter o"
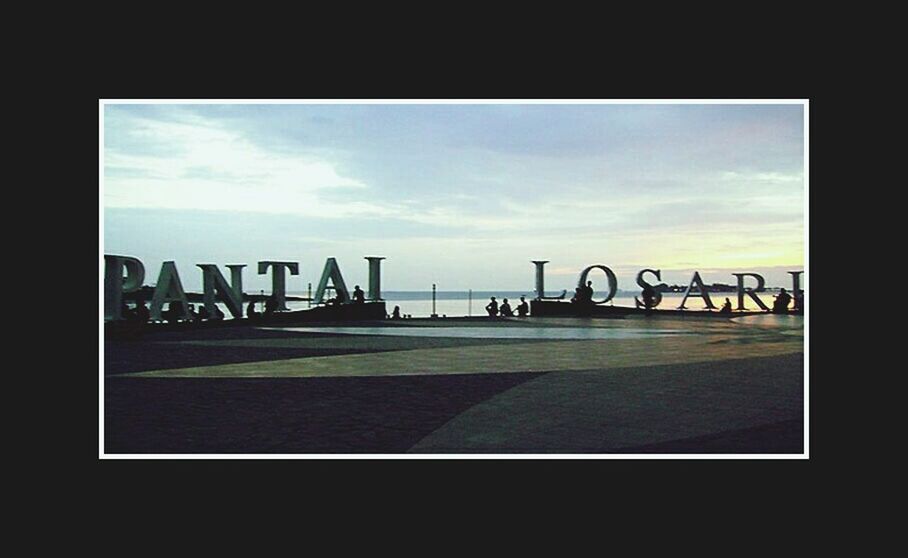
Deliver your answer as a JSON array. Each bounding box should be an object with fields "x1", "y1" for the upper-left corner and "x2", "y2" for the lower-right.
[{"x1": 578, "y1": 265, "x2": 618, "y2": 304}]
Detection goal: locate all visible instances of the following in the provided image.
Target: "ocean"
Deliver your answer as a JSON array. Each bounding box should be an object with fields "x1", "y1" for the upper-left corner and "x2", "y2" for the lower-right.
[
  {"x1": 130, "y1": 289, "x2": 797, "y2": 320},
  {"x1": 277, "y1": 290, "x2": 789, "y2": 318}
]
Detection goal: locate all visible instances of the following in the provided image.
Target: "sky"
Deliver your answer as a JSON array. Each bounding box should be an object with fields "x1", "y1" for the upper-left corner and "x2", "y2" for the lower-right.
[{"x1": 102, "y1": 102, "x2": 806, "y2": 294}]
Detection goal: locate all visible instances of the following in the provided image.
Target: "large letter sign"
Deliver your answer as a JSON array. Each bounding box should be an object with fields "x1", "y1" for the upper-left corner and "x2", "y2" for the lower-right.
[
  {"x1": 578, "y1": 265, "x2": 618, "y2": 304},
  {"x1": 149, "y1": 261, "x2": 192, "y2": 321},
  {"x1": 532, "y1": 260, "x2": 566, "y2": 300},
  {"x1": 197, "y1": 264, "x2": 246, "y2": 318},
  {"x1": 732, "y1": 272, "x2": 769, "y2": 311},
  {"x1": 678, "y1": 271, "x2": 717, "y2": 310},
  {"x1": 635, "y1": 268, "x2": 664, "y2": 309},
  {"x1": 314, "y1": 258, "x2": 350, "y2": 303},
  {"x1": 789, "y1": 271, "x2": 804, "y2": 300},
  {"x1": 257, "y1": 261, "x2": 299, "y2": 312},
  {"x1": 104, "y1": 255, "x2": 145, "y2": 321},
  {"x1": 364, "y1": 256, "x2": 385, "y2": 301}
]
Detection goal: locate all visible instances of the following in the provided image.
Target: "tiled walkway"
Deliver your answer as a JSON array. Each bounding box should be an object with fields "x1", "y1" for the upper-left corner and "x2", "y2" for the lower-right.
[{"x1": 104, "y1": 315, "x2": 805, "y2": 454}]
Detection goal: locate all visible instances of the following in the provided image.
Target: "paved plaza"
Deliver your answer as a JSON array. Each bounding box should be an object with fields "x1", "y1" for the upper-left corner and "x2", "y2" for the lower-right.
[{"x1": 103, "y1": 314, "x2": 805, "y2": 454}]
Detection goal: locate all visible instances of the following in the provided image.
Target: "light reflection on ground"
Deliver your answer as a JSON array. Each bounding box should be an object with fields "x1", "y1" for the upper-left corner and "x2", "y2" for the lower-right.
[
  {"x1": 261, "y1": 326, "x2": 689, "y2": 340},
  {"x1": 730, "y1": 314, "x2": 804, "y2": 336}
]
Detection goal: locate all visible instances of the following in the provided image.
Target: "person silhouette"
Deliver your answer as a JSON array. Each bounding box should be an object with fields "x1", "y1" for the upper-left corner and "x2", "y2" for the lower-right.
[
  {"x1": 500, "y1": 298, "x2": 514, "y2": 317},
  {"x1": 163, "y1": 301, "x2": 185, "y2": 323},
  {"x1": 485, "y1": 296, "x2": 499, "y2": 317},
  {"x1": 772, "y1": 288, "x2": 792, "y2": 314},
  {"x1": 247, "y1": 300, "x2": 259, "y2": 320},
  {"x1": 264, "y1": 295, "x2": 278, "y2": 315},
  {"x1": 353, "y1": 285, "x2": 365, "y2": 304},
  {"x1": 583, "y1": 280, "x2": 594, "y2": 304},
  {"x1": 720, "y1": 298, "x2": 733, "y2": 314},
  {"x1": 134, "y1": 298, "x2": 150, "y2": 323},
  {"x1": 391, "y1": 305, "x2": 402, "y2": 319},
  {"x1": 516, "y1": 296, "x2": 529, "y2": 317},
  {"x1": 637, "y1": 284, "x2": 657, "y2": 313}
]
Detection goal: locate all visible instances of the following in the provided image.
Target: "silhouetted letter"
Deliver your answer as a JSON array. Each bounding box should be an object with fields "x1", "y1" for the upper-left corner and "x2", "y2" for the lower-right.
[
  {"x1": 634, "y1": 268, "x2": 663, "y2": 309},
  {"x1": 365, "y1": 256, "x2": 385, "y2": 301},
  {"x1": 578, "y1": 265, "x2": 618, "y2": 304},
  {"x1": 150, "y1": 261, "x2": 191, "y2": 321},
  {"x1": 732, "y1": 272, "x2": 769, "y2": 311},
  {"x1": 314, "y1": 258, "x2": 350, "y2": 304},
  {"x1": 258, "y1": 261, "x2": 299, "y2": 312},
  {"x1": 532, "y1": 260, "x2": 549, "y2": 300},
  {"x1": 678, "y1": 271, "x2": 717, "y2": 310},
  {"x1": 104, "y1": 255, "x2": 145, "y2": 321},
  {"x1": 788, "y1": 271, "x2": 803, "y2": 295},
  {"x1": 197, "y1": 264, "x2": 246, "y2": 319}
]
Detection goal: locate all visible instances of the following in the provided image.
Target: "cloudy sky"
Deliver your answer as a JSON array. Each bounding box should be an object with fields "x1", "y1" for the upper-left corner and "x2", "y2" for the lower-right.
[{"x1": 102, "y1": 102, "x2": 805, "y2": 293}]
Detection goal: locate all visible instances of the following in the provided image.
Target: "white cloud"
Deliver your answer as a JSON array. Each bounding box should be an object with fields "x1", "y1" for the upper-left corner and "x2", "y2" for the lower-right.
[{"x1": 104, "y1": 110, "x2": 384, "y2": 218}]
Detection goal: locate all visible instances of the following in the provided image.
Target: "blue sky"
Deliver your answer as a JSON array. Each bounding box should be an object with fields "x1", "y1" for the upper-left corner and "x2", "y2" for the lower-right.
[{"x1": 102, "y1": 102, "x2": 805, "y2": 292}]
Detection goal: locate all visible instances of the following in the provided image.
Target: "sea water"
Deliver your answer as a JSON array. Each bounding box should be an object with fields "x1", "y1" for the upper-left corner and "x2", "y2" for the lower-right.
[
  {"x1": 281, "y1": 291, "x2": 788, "y2": 318},
  {"x1": 145, "y1": 291, "x2": 798, "y2": 320},
  {"x1": 265, "y1": 326, "x2": 689, "y2": 340}
]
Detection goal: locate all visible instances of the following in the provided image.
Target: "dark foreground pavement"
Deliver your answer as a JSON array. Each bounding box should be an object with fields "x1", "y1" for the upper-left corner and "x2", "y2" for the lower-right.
[
  {"x1": 105, "y1": 354, "x2": 803, "y2": 454},
  {"x1": 104, "y1": 372, "x2": 545, "y2": 453}
]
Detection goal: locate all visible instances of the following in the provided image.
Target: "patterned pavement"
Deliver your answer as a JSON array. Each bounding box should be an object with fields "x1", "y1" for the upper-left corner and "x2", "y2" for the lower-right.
[{"x1": 103, "y1": 315, "x2": 805, "y2": 454}]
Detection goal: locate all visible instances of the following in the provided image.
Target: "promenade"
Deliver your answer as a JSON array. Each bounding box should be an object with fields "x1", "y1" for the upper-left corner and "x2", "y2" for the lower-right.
[{"x1": 103, "y1": 314, "x2": 804, "y2": 454}]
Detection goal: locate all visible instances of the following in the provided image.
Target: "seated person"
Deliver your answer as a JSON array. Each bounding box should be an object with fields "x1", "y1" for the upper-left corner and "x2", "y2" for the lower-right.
[
  {"x1": 134, "y1": 299, "x2": 150, "y2": 323},
  {"x1": 582, "y1": 281, "x2": 594, "y2": 303},
  {"x1": 264, "y1": 295, "x2": 278, "y2": 315},
  {"x1": 500, "y1": 298, "x2": 514, "y2": 317},
  {"x1": 122, "y1": 302, "x2": 140, "y2": 322},
  {"x1": 391, "y1": 305, "x2": 402, "y2": 319},
  {"x1": 772, "y1": 288, "x2": 792, "y2": 314},
  {"x1": 720, "y1": 298, "x2": 733, "y2": 314},
  {"x1": 485, "y1": 297, "x2": 499, "y2": 317},
  {"x1": 247, "y1": 301, "x2": 259, "y2": 319},
  {"x1": 353, "y1": 285, "x2": 365, "y2": 304},
  {"x1": 642, "y1": 285, "x2": 656, "y2": 309},
  {"x1": 163, "y1": 301, "x2": 185, "y2": 323},
  {"x1": 516, "y1": 296, "x2": 529, "y2": 317}
]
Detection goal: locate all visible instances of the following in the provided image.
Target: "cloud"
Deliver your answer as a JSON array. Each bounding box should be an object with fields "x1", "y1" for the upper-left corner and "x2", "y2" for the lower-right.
[{"x1": 104, "y1": 106, "x2": 381, "y2": 218}]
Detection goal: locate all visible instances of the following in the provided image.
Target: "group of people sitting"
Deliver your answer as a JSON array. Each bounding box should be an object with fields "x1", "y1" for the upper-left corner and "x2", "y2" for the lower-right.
[
  {"x1": 771, "y1": 288, "x2": 803, "y2": 313},
  {"x1": 121, "y1": 296, "x2": 280, "y2": 324},
  {"x1": 576, "y1": 280, "x2": 804, "y2": 315},
  {"x1": 121, "y1": 300, "x2": 228, "y2": 324},
  {"x1": 716, "y1": 288, "x2": 803, "y2": 314},
  {"x1": 121, "y1": 285, "x2": 374, "y2": 325},
  {"x1": 163, "y1": 301, "x2": 229, "y2": 323},
  {"x1": 245, "y1": 296, "x2": 281, "y2": 320},
  {"x1": 121, "y1": 299, "x2": 151, "y2": 322},
  {"x1": 571, "y1": 281, "x2": 596, "y2": 305},
  {"x1": 485, "y1": 296, "x2": 530, "y2": 317},
  {"x1": 326, "y1": 285, "x2": 366, "y2": 306}
]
